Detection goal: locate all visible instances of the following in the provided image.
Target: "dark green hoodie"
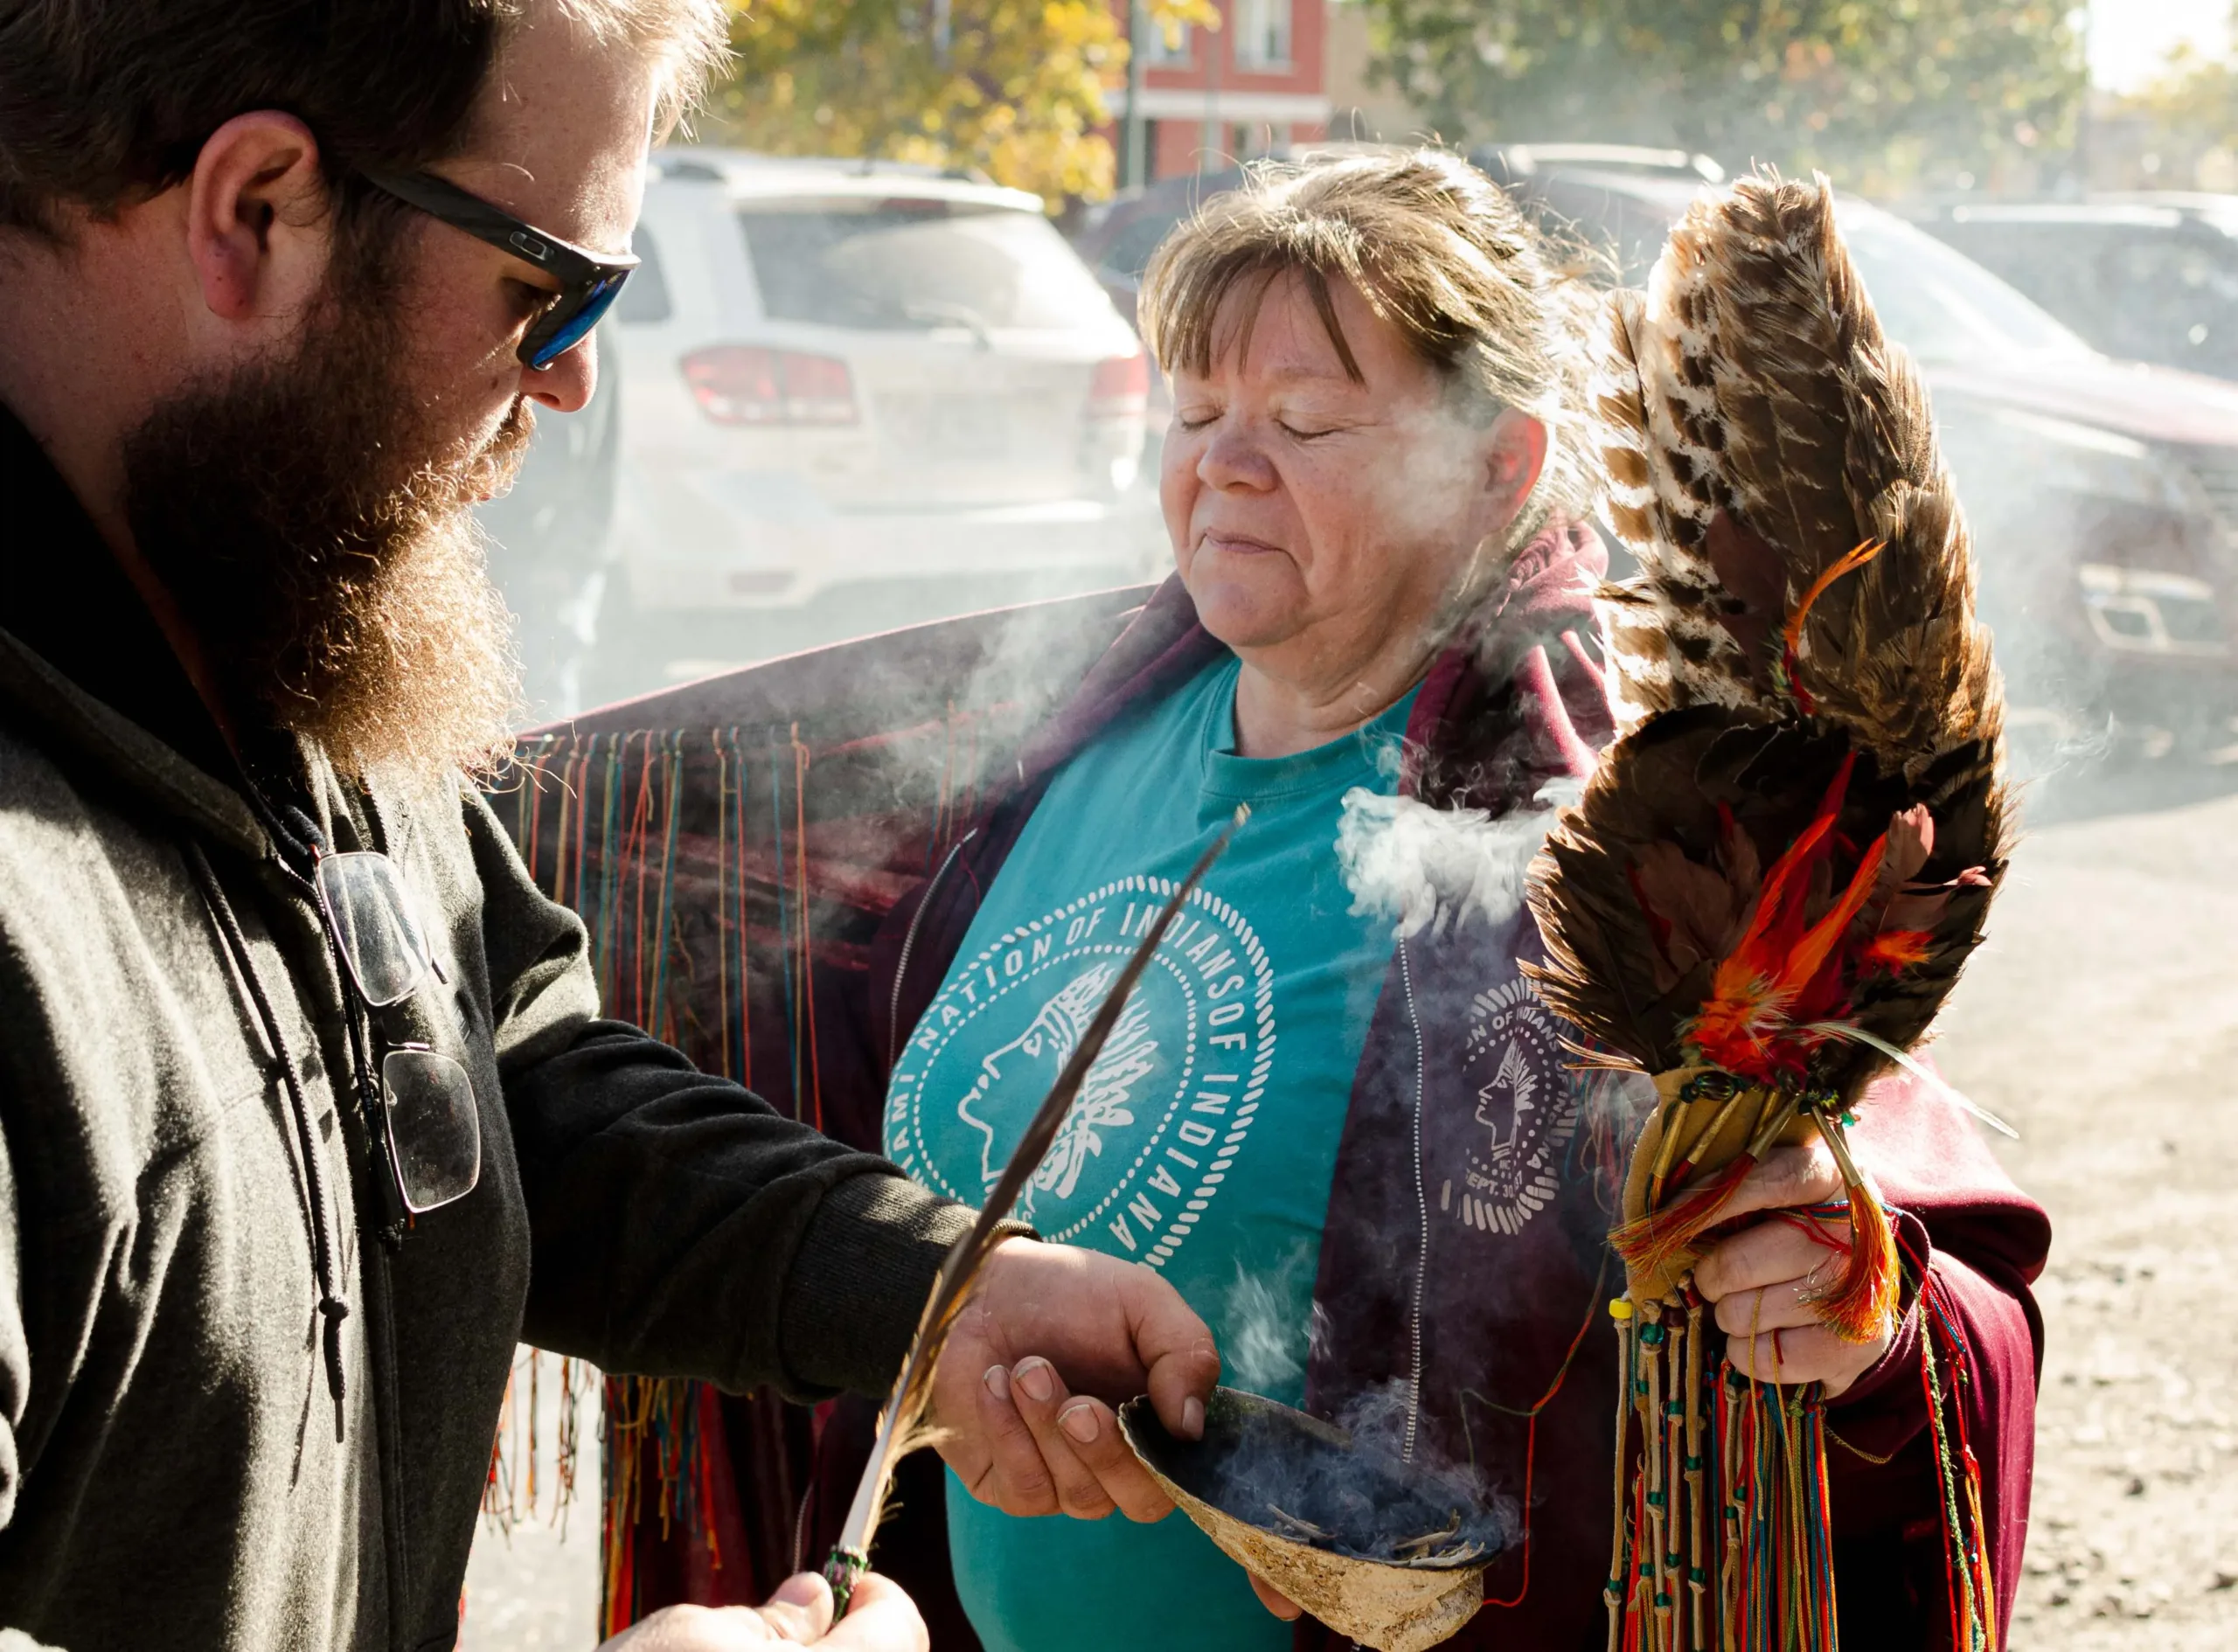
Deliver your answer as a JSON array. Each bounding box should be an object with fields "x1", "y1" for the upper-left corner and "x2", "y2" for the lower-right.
[{"x1": 0, "y1": 406, "x2": 972, "y2": 1651}]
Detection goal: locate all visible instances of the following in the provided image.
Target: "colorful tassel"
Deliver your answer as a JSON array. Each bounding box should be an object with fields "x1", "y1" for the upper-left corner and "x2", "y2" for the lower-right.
[
  {"x1": 1606, "y1": 1088, "x2": 1991, "y2": 1652},
  {"x1": 1810, "y1": 1185, "x2": 1901, "y2": 1347},
  {"x1": 504, "y1": 717, "x2": 1028, "y2": 1632},
  {"x1": 1609, "y1": 1158, "x2": 1751, "y2": 1281},
  {"x1": 1804, "y1": 1111, "x2": 1902, "y2": 1345},
  {"x1": 1608, "y1": 1263, "x2": 1995, "y2": 1652}
]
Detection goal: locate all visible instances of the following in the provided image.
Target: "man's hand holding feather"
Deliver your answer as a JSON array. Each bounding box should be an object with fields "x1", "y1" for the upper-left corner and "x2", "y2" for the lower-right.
[
  {"x1": 599, "y1": 1572, "x2": 925, "y2": 1650},
  {"x1": 1691, "y1": 1138, "x2": 1896, "y2": 1398},
  {"x1": 932, "y1": 1238, "x2": 1220, "y2": 1521}
]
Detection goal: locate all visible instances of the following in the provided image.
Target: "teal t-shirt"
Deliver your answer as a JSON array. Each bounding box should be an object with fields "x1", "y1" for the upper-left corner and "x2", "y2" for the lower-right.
[{"x1": 882, "y1": 657, "x2": 1416, "y2": 1652}]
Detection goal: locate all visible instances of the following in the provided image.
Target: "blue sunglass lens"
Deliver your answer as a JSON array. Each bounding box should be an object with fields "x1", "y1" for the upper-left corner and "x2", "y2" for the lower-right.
[{"x1": 527, "y1": 271, "x2": 629, "y2": 369}]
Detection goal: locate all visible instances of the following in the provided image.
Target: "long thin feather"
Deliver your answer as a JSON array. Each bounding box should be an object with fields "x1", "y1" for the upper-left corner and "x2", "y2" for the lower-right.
[
  {"x1": 826, "y1": 815, "x2": 1242, "y2": 1611},
  {"x1": 1803, "y1": 1019, "x2": 2018, "y2": 1139}
]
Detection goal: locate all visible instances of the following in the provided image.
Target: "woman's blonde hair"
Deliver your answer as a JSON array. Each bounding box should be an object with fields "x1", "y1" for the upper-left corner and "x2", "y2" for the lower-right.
[{"x1": 1137, "y1": 147, "x2": 1605, "y2": 552}]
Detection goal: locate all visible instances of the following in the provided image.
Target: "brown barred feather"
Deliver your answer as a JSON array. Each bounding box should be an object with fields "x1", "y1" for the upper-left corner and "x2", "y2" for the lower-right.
[{"x1": 1592, "y1": 171, "x2": 2002, "y2": 774}]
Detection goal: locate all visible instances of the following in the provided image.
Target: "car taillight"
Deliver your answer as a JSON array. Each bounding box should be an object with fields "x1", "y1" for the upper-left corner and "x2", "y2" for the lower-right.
[
  {"x1": 1086, "y1": 352, "x2": 1150, "y2": 420},
  {"x1": 681, "y1": 346, "x2": 858, "y2": 427}
]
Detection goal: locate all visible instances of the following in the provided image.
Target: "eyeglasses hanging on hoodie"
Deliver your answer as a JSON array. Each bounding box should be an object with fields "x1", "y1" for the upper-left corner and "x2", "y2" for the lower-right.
[
  {"x1": 186, "y1": 790, "x2": 483, "y2": 1416},
  {"x1": 312, "y1": 850, "x2": 483, "y2": 1220}
]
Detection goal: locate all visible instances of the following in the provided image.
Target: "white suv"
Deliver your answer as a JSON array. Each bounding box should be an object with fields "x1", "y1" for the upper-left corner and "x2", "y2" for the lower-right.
[{"x1": 602, "y1": 149, "x2": 1161, "y2": 676}]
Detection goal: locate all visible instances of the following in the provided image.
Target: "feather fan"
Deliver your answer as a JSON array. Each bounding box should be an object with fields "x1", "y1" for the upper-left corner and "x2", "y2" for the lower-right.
[
  {"x1": 825, "y1": 817, "x2": 1241, "y2": 1614},
  {"x1": 1526, "y1": 171, "x2": 2011, "y2": 1652},
  {"x1": 1538, "y1": 170, "x2": 2009, "y2": 1104}
]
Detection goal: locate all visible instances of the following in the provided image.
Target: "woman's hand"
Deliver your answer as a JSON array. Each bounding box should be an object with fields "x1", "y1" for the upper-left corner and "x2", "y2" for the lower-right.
[
  {"x1": 1691, "y1": 1138, "x2": 1894, "y2": 1398},
  {"x1": 931, "y1": 1238, "x2": 1220, "y2": 1521},
  {"x1": 595, "y1": 1572, "x2": 925, "y2": 1651},
  {"x1": 1248, "y1": 1575, "x2": 1304, "y2": 1621}
]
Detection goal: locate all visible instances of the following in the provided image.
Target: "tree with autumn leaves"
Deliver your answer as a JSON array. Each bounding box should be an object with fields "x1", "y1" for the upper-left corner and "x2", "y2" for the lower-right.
[
  {"x1": 691, "y1": 1, "x2": 2090, "y2": 203},
  {"x1": 2102, "y1": 23, "x2": 2238, "y2": 192},
  {"x1": 698, "y1": 1, "x2": 1213, "y2": 205},
  {"x1": 1356, "y1": 0, "x2": 2086, "y2": 194}
]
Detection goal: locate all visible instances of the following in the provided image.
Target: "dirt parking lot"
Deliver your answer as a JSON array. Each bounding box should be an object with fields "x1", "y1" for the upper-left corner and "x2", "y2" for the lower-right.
[
  {"x1": 1936, "y1": 775, "x2": 2238, "y2": 1650},
  {"x1": 462, "y1": 772, "x2": 2238, "y2": 1652}
]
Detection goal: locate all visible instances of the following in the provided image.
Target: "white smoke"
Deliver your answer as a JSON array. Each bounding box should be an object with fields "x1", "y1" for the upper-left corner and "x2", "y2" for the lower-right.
[
  {"x1": 1223, "y1": 1245, "x2": 1331, "y2": 1395},
  {"x1": 1334, "y1": 774, "x2": 1582, "y2": 941}
]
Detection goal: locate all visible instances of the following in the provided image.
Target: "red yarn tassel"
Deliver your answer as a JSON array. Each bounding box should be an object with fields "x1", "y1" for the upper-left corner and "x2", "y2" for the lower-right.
[
  {"x1": 1805, "y1": 1115, "x2": 1901, "y2": 1344},
  {"x1": 1609, "y1": 1157, "x2": 1752, "y2": 1280}
]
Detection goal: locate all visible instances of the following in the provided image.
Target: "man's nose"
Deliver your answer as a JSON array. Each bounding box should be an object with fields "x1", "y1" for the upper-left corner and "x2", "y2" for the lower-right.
[
  {"x1": 1196, "y1": 425, "x2": 1276, "y2": 492},
  {"x1": 524, "y1": 332, "x2": 597, "y2": 413}
]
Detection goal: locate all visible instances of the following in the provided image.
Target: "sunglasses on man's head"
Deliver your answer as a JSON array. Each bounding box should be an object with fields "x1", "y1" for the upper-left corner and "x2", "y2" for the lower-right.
[{"x1": 363, "y1": 170, "x2": 638, "y2": 370}]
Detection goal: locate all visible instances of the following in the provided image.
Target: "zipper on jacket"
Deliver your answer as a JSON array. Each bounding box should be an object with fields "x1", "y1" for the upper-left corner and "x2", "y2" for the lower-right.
[
  {"x1": 886, "y1": 829, "x2": 977, "y2": 1072},
  {"x1": 364, "y1": 1242, "x2": 414, "y2": 1651},
  {"x1": 1396, "y1": 934, "x2": 1428, "y2": 1465}
]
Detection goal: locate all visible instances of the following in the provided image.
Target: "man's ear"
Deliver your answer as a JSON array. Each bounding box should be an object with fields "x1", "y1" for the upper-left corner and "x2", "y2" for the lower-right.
[{"x1": 184, "y1": 112, "x2": 333, "y2": 325}]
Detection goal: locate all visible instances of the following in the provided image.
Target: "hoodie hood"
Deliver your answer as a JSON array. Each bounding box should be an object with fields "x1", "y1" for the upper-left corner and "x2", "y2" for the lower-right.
[
  {"x1": 1014, "y1": 517, "x2": 1611, "y2": 794},
  {"x1": 0, "y1": 402, "x2": 268, "y2": 854}
]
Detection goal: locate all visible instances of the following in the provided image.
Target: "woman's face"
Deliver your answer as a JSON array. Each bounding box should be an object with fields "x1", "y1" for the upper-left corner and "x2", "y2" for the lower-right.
[{"x1": 1162, "y1": 271, "x2": 1546, "y2": 683}]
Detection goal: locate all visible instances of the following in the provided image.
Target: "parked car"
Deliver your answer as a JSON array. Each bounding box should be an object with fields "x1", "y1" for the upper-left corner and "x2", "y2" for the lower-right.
[
  {"x1": 1903, "y1": 196, "x2": 2238, "y2": 385},
  {"x1": 1472, "y1": 145, "x2": 2238, "y2": 769},
  {"x1": 477, "y1": 348, "x2": 622, "y2": 723},
  {"x1": 1068, "y1": 144, "x2": 1409, "y2": 325},
  {"x1": 1072, "y1": 166, "x2": 1248, "y2": 325},
  {"x1": 596, "y1": 149, "x2": 1161, "y2": 694}
]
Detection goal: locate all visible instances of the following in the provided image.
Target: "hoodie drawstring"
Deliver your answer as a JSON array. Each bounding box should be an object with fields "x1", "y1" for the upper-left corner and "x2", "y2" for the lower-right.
[{"x1": 185, "y1": 841, "x2": 351, "y2": 1411}]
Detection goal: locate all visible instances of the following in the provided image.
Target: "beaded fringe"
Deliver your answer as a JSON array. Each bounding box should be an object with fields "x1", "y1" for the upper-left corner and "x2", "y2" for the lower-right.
[
  {"x1": 1607, "y1": 1299, "x2": 1836, "y2": 1652},
  {"x1": 1604, "y1": 1288, "x2": 1995, "y2": 1652}
]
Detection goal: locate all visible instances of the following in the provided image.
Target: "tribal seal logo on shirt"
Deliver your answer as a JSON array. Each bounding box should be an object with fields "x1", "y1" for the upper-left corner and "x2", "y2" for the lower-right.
[
  {"x1": 886, "y1": 875, "x2": 1276, "y2": 1269},
  {"x1": 1440, "y1": 975, "x2": 1579, "y2": 1237}
]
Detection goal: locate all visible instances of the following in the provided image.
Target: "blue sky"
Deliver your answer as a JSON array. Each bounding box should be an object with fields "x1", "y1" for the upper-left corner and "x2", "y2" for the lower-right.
[{"x1": 2091, "y1": 0, "x2": 2230, "y2": 91}]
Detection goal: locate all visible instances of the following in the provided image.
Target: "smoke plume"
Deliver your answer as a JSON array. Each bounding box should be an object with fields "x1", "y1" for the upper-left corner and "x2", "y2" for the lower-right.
[{"x1": 1335, "y1": 769, "x2": 1582, "y2": 941}]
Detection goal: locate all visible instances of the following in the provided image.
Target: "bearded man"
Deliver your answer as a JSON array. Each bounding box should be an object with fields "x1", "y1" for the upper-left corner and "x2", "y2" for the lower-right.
[{"x1": 0, "y1": 3, "x2": 1221, "y2": 1649}]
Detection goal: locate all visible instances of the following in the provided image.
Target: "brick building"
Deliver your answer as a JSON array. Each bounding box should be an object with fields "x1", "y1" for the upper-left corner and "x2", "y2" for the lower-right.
[{"x1": 1107, "y1": 0, "x2": 1332, "y2": 181}]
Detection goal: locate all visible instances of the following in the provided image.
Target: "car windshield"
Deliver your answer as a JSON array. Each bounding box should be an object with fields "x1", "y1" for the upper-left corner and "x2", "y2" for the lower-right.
[
  {"x1": 1834, "y1": 206, "x2": 2095, "y2": 364},
  {"x1": 737, "y1": 197, "x2": 1116, "y2": 331},
  {"x1": 1541, "y1": 175, "x2": 2098, "y2": 367}
]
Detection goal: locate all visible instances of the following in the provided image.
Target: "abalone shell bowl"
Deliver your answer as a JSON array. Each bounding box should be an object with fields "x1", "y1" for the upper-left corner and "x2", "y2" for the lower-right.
[{"x1": 1117, "y1": 1388, "x2": 1507, "y2": 1652}]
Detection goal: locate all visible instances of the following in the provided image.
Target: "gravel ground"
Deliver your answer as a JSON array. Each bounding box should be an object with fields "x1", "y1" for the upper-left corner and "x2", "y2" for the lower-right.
[
  {"x1": 1935, "y1": 775, "x2": 2238, "y2": 1649},
  {"x1": 461, "y1": 771, "x2": 2238, "y2": 1651}
]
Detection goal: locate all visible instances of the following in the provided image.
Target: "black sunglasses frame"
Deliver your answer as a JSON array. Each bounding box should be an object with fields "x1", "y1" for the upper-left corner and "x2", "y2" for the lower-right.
[{"x1": 362, "y1": 169, "x2": 638, "y2": 369}]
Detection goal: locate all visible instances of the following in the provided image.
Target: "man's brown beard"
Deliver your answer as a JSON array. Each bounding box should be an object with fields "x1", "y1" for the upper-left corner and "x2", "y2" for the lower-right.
[{"x1": 122, "y1": 278, "x2": 530, "y2": 787}]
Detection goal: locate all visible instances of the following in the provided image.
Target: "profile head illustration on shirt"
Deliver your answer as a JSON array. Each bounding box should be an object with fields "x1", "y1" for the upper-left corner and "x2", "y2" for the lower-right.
[
  {"x1": 1474, "y1": 1033, "x2": 1539, "y2": 1156},
  {"x1": 955, "y1": 961, "x2": 1163, "y2": 1220}
]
